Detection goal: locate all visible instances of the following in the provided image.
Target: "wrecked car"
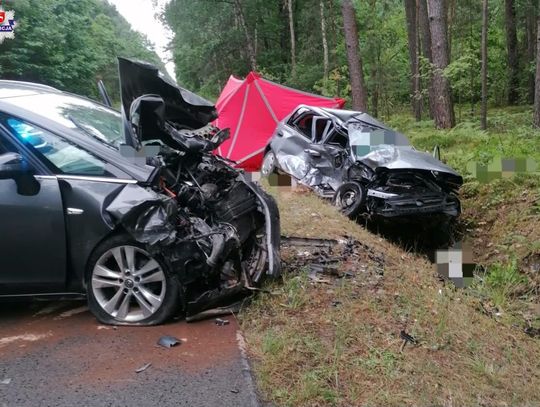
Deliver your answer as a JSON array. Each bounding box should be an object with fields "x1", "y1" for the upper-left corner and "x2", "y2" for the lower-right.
[
  {"x1": 0, "y1": 57, "x2": 280, "y2": 325},
  {"x1": 261, "y1": 105, "x2": 462, "y2": 220}
]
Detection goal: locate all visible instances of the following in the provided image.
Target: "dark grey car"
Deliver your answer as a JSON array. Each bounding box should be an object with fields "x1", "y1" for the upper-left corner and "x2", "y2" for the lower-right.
[
  {"x1": 261, "y1": 105, "x2": 462, "y2": 220},
  {"x1": 0, "y1": 58, "x2": 280, "y2": 325}
]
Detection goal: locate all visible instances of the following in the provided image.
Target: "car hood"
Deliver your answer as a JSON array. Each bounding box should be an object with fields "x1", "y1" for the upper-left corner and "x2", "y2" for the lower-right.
[
  {"x1": 358, "y1": 145, "x2": 460, "y2": 176},
  {"x1": 118, "y1": 57, "x2": 218, "y2": 147}
]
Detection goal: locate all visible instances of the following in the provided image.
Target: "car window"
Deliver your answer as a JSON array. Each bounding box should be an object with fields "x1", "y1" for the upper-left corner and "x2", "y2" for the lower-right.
[
  {"x1": 2, "y1": 92, "x2": 124, "y2": 148},
  {"x1": 0, "y1": 134, "x2": 17, "y2": 154},
  {"x1": 287, "y1": 107, "x2": 310, "y2": 125},
  {"x1": 326, "y1": 131, "x2": 348, "y2": 148},
  {"x1": 293, "y1": 113, "x2": 314, "y2": 139},
  {"x1": 4, "y1": 118, "x2": 116, "y2": 176},
  {"x1": 313, "y1": 118, "x2": 332, "y2": 143}
]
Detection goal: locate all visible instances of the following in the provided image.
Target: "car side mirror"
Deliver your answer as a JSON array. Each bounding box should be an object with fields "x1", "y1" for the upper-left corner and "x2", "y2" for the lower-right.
[
  {"x1": 0, "y1": 152, "x2": 26, "y2": 178},
  {"x1": 0, "y1": 152, "x2": 40, "y2": 195}
]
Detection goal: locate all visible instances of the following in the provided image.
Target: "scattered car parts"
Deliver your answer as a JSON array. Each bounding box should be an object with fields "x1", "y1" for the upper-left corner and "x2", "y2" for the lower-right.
[{"x1": 157, "y1": 336, "x2": 181, "y2": 348}]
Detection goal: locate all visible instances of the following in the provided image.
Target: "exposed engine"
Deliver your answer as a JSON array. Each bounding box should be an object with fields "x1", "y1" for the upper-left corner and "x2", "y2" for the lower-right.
[{"x1": 109, "y1": 125, "x2": 277, "y2": 317}]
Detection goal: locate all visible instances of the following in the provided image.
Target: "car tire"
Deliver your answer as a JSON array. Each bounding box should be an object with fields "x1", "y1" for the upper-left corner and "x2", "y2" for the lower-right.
[
  {"x1": 333, "y1": 182, "x2": 366, "y2": 219},
  {"x1": 261, "y1": 150, "x2": 277, "y2": 177},
  {"x1": 86, "y1": 235, "x2": 180, "y2": 326}
]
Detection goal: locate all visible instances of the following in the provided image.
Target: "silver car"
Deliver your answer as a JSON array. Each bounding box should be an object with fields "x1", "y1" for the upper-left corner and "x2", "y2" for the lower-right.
[{"x1": 261, "y1": 105, "x2": 462, "y2": 220}]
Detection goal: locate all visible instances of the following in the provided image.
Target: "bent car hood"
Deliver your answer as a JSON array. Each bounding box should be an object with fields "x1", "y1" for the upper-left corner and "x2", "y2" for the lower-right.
[
  {"x1": 118, "y1": 57, "x2": 218, "y2": 146},
  {"x1": 358, "y1": 146, "x2": 460, "y2": 176}
]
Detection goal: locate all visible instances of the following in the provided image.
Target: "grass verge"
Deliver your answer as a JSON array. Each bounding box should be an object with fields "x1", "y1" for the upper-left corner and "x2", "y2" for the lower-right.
[{"x1": 241, "y1": 108, "x2": 540, "y2": 406}]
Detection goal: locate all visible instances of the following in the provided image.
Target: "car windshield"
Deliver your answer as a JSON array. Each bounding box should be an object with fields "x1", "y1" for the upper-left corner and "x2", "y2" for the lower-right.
[
  {"x1": 4, "y1": 92, "x2": 124, "y2": 148},
  {"x1": 347, "y1": 121, "x2": 410, "y2": 160}
]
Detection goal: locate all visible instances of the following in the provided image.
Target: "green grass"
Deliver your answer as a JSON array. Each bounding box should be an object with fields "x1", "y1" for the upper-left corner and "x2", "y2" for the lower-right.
[
  {"x1": 385, "y1": 107, "x2": 540, "y2": 179},
  {"x1": 388, "y1": 107, "x2": 540, "y2": 329},
  {"x1": 241, "y1": 107, "x2": 540, "y2": 406}
]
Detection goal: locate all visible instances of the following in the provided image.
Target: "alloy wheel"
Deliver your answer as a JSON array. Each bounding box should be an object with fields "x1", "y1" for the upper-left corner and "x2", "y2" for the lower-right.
[{"x1": 91, "y1": 245, "x2": 166, "y2": 323}]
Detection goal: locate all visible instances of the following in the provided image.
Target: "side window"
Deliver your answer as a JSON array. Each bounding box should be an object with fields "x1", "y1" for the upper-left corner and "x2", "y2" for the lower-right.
[
  {"x1": 4, "y1": 117, "x2": 115, "y2": 176},
  {"x1": 326, "y1": 131, "x2": 348, "y2": 149},
  {"x1": 293, "y1": 113, "x2": 314, "y2": 139},
  {"x1": 0, "y1": 134, "x2": 17, "y2": 154},
  {"x1": 287, "y1": 107, "x2": 310, "y2": 126},
  {"x1": 313, "y1": 118, "x2": 332, "y2": 143}
]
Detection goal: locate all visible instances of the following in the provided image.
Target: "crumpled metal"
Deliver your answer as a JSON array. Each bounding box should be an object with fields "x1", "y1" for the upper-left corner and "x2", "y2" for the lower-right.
[{"x1": 106, "y1": 184, "x2": 177, "y2": 246}]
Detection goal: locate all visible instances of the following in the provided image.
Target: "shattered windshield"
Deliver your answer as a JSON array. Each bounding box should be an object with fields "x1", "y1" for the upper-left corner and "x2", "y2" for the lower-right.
[{"x1": 347, "y1": 121, "x2": 410, "y2": 161}]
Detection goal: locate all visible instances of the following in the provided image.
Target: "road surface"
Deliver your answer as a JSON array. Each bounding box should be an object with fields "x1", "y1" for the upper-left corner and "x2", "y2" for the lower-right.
[{"x1": 0, "y1": 300, "x2": 260, "y2": 407}]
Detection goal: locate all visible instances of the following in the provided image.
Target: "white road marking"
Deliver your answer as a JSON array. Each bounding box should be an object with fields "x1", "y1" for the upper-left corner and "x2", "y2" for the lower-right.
[{"x1": 0, "y1": 333, "x2": 52, "y2": 348}]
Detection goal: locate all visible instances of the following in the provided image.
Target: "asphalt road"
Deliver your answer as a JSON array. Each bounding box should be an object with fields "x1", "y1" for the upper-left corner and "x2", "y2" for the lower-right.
[{"x1": 0, "y1": 300, "x2": 260, "y2": 407}]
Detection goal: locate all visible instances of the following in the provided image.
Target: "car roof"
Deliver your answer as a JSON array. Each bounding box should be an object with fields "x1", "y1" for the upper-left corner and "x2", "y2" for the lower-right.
[
  {"x1": 294, "y1": 104, "x2": 391, "y2": 130},
  {"x1": 0, "y1": 80, "x2": 62, "y2": 99}
]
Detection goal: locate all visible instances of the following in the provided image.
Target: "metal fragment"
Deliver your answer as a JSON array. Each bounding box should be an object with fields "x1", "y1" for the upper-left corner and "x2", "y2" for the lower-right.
[
  {"x1": 157, "y1": 335, "x2": 181, "y2": 348},
  {"x1": 135, "y1": 363, "x2": 152, "y2": 373}
]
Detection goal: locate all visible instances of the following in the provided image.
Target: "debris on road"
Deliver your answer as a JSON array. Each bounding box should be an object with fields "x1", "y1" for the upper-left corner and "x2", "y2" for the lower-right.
[
  {"x1": 135, "y1": 363, "x2": 152, "y2": 373},
  {"x1": 1, "y1": 378, "x2": 12, "y2": 385},
  {"x1": 215, "y1": 318, "x2": 230, "y2": 326},
  {"x1": 157, "y1": 336, "x2": 181, "y2": 348}
]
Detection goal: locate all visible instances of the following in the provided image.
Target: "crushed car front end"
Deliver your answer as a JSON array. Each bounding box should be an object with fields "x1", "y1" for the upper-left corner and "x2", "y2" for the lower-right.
[{"x1": 100, "y1": 58, "x2": 281, "y2": 321}]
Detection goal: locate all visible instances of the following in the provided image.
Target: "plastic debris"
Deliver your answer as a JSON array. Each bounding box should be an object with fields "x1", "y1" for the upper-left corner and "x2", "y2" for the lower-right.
[
  {"x1": 135, "y1": 363, "x2": 152, "y2": 373},
  {"x1": 215, "y1": 318, "x2": 230, "y2": 326},
  {"x1": 157, "y1": 335, "x2": 181, "y2": 348},
  {"x1": 1, "y1": 378, "x2": 11, "y2": 385},
  {"x1": 399, "y1": 330, "x2": 417, "y2": 352}
]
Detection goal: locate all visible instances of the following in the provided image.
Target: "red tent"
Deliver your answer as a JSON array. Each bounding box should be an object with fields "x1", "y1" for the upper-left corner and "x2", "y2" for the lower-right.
[{"x1": 214, "y1": 72, "x2": 346, "y2": 171}]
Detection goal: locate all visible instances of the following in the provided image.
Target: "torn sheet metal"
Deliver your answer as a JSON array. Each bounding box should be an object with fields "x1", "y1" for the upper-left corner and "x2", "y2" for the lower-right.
[
  {"x1": 157, "y1": 336, "x2": 181, "y2": 348},
  {"x1": 106, "y1": 184, "x2": 177, "y2": 246}
]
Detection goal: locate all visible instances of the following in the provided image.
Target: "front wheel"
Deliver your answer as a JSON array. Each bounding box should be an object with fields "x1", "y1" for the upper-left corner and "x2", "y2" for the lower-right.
[
  {"x1": 333, "y1": 182, "x2": 366, "y2": 219},
  {"x1": 261, "y1": 150, "x2": 277, "y2": 177},
  {"x1": 86, "y1": 236, "x2": 180, "y2": 326}
]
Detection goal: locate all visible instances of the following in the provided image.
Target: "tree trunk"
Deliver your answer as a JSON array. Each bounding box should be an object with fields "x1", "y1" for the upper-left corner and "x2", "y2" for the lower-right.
[
  {"x1": 533, "y1": 10, "x2": 540, "y2": 127},
  {"x1": 233, "y1": 0, "x2": 257, "y2": 71},
  {"x1": 287, "y1": 0, "x2": 296, "y2": 78},
  {"x1": 404, "y1": 0, "x2": 421, "y2": 120},
  {"x1": 341, "y1": 0, "x2": 368, "y2": 111},
  {"x1": 427, "y1": 0, "x2": 455, "y2": 128},
  {"x1": 526, "y1": 0, "x2": 537, "y2": 104},
  {"x1": 320, "y1": 0, "x2": 329, "y2": 83},
  {"x1": 419, "y1": 0, "x2": 436, "y2": 118},
  {"x1": 505, "y1": 0, "x2": 519, "y2": 105},
  {"x1": 447, "y1": 0, "x2": 455, "y2": 59},
  {"x1": 481, "y1": 0, "x2": 488, "y2": 130}
]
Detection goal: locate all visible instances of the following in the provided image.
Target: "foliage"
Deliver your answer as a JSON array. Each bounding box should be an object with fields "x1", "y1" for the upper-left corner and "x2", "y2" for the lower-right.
[
  {"x1": 0, "y1": 0, "x2": 164, "y2": 102},
  {"x1": 163, "y1": 0, "x2": 539, "y2": 116}
]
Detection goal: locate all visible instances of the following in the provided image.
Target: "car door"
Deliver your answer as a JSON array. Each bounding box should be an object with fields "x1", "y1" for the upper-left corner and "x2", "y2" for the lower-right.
[
  {"x1": 0, "y1": 120, "x2": 67, "y2": 295},
  {"x1": 314, "y1": 129, "x2": 349, "y2": 189},
  {"x1": 272, "y1": 110, "x2": 329, "y2": 180}
]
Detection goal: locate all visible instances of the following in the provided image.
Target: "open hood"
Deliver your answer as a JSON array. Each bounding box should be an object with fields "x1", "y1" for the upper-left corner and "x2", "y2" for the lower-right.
[{"x1": 118, "y1": 57, "x2": 218, "y2": 148}]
